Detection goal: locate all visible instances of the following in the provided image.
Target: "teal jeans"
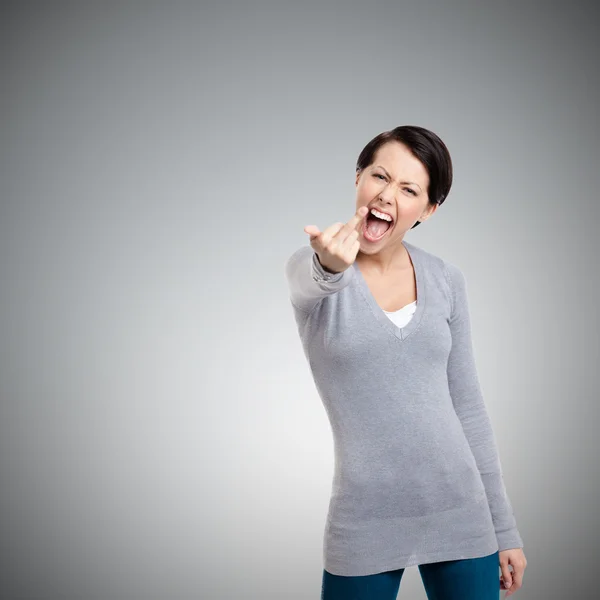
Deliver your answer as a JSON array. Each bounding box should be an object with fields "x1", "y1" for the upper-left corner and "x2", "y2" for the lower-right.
[{"x1": 321, "y1": 550, "x2": 500, "y2": 600}]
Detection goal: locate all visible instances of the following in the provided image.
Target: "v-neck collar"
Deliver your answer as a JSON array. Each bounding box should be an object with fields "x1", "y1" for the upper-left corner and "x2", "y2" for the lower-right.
[{"x1": 352, "y1": 240, "x2": 426, "y2": 341}]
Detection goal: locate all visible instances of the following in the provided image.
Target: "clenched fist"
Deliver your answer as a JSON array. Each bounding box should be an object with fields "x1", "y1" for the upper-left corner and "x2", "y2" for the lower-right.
[{"x1": 304, "y1": 206, "x2": 368, "y2": 274}]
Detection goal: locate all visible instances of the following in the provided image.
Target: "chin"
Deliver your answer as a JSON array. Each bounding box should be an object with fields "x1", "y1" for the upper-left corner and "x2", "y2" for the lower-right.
[
  {"x1": 358, "y1": 245, "x2": 375, "y2": 254},
  {"x1": 359, "y1": 241, "x2": 386, "y2": 253}
]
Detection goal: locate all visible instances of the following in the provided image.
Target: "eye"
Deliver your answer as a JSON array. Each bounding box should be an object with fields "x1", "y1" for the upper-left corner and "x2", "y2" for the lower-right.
[{"x1": 373, "y1": 173, "x2": 417, "y2": 195}]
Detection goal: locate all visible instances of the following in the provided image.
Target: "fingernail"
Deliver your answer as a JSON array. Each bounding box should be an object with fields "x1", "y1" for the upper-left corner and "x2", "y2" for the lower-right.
[{"x1": 504, "y1": 580, "x2": 511, "y2": 587}]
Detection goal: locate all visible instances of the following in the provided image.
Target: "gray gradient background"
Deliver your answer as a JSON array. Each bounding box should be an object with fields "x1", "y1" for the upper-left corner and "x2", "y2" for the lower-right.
[{"x1": 1, "y1": 1, "x2": 598, "y2": 599}]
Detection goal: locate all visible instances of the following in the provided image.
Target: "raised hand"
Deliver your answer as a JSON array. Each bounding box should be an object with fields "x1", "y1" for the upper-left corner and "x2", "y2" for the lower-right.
[{"x1": 304, "y1": 206, "x2": 368, "y2": 274}]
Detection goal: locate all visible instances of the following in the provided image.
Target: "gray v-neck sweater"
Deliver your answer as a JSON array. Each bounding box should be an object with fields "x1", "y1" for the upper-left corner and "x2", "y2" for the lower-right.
[{"x1": 284, "y1": 240, "x2": 523, "y2": 576}]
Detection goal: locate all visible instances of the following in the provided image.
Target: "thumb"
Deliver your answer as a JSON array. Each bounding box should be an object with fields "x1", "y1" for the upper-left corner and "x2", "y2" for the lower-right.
[{"x1": 304, "y1": 225, "x2": 321, "y2": 237}]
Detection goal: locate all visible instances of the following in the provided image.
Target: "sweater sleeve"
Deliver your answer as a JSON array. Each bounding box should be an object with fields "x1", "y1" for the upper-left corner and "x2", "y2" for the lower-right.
[
  {"x1": 284, "y1": 245, "x2": 355, "y2": 314},
  {"x1": 444, "y1": 261, "x2": 524, "y2": 552}
]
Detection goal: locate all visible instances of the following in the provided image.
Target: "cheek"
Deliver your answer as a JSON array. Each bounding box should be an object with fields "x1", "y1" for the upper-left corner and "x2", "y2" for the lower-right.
[
  {"x1": 358, "y1": 179, "x2": 378, "y2": 195},
  {"x1": 356, "y1": 186, "x2": 370, "y2": 205},
  {"x1": 398, "y1": 200, "x2": 422, "y2": 218},
  {"x1": 389, "y1": 203, "x2": 419, "y2": 231}
]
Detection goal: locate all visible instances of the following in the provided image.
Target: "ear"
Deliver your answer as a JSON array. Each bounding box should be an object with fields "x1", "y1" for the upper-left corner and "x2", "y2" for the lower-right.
[
  {"x1": 355, "y1": 169, "x2": 361, "y2": 186},
  {"x1": 420, "y1": 203, "x2": 439, "y2": 222}
]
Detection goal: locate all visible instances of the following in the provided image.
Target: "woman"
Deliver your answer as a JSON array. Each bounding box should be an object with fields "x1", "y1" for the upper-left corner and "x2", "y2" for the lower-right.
[{"x1": 284, "y1": 126, "x2": 527, "y2": 600}]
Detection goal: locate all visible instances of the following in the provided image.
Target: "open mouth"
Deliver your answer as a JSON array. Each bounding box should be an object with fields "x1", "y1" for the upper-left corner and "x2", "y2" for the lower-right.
[{"x1": 363, "y1": 210, "x2": 393, "y2": 242}]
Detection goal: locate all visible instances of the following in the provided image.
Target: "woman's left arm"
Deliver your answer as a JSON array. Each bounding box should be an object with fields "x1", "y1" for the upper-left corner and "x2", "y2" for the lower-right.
[{"x1": 444, "y1": 261, "x2": 524, "y2": 553}]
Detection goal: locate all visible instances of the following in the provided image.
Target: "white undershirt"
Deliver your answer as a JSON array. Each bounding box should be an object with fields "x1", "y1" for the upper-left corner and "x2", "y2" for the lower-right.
[{"x1": 382, "y1": 301, "x2": 417, "y2": 329}]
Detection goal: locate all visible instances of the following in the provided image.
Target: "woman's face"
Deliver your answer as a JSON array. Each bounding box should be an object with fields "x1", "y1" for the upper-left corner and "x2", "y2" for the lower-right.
[{"x1": 355, "y1": 141, "x2": 436, "y2": 253}]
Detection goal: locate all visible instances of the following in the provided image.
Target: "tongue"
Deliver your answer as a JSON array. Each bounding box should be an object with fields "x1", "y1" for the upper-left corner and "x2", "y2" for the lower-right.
[{"x1": 366, "y1": 217, "x2": 391, "y2": 238}]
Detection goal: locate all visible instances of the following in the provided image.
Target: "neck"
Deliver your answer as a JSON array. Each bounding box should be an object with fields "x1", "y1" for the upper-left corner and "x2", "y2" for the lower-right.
[{"x1": 356, "y1": 239, "x2": 410, "y2": 275}]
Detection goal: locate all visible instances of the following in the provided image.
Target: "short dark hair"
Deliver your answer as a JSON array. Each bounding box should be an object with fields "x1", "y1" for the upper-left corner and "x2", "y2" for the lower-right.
[{"x1": 355, "y1": 126, "x2": 453, "y2": 229}]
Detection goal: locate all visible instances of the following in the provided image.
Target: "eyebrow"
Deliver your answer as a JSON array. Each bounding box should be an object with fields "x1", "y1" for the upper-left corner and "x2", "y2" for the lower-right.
[{"x1": 375, "y1": 166, "x2": 422, "y2": 191}]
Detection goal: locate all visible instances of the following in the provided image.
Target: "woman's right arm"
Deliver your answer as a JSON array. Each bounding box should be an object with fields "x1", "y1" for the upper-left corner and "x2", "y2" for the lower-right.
[
  {"x1": 285, "y1": 206, "x2": 367, "y2": 314},
  {"x1": 284, "y1": 245, "x2": 355, "y2": 314}
]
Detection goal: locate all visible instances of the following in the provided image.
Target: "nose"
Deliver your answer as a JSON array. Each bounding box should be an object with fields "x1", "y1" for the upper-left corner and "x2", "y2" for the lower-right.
[
  {"x1": 378, "y1": 185, "x2": 396, "y2": 205},
  {"x1": 377, "y1": 178, "x2": 403, "y2": 204}
]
